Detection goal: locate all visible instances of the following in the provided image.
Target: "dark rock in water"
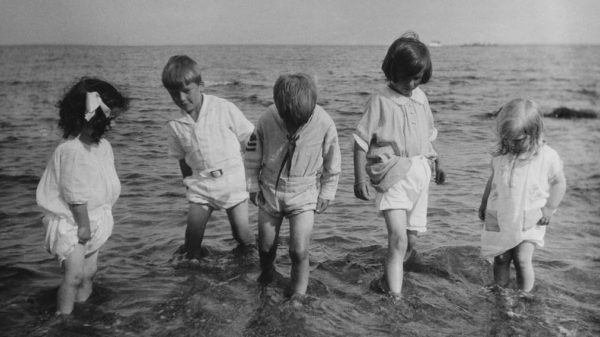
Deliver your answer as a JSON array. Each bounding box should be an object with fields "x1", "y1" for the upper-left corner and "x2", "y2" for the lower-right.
[{"x1": 547, "y1": 107, "x2": 597, "y2": 119}]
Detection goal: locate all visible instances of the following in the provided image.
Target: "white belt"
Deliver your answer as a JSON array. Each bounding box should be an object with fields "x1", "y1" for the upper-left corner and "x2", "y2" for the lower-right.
[{"x1": 194, "y1": 168, "x2": 224, "y2": 178}]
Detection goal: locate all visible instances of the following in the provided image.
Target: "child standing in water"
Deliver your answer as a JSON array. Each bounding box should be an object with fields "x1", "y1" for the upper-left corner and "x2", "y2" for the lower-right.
[
  {"x1": 37, "y1": 77, "x2": 129, "y2": 315},
  {"x1": 162, "y1": 55, "x2": 255, "y2": 259},
  {"x1": 479, "y1": 99, "x2": 566, "y2": 292},
  {"x1": 245, "y1": 73, "x2": 341, "y2": 299},
  {"x1": 353, "y1": 32, "x2": 445, "y2": 300}
]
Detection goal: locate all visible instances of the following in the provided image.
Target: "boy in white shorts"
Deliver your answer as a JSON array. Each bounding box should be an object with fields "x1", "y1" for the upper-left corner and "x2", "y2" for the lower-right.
[{"x1": 162, "y1": 55, "x2": 255, "y2": 259}]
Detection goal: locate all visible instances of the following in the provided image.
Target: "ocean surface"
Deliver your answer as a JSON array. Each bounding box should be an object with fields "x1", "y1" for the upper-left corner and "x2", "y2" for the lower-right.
[{"x1": 0, "y1": 44, "x2": 599, "y2": 336}]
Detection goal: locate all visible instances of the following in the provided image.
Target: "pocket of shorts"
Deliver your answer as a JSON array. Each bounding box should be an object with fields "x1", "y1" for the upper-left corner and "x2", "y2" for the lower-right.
[
  {"x1": 484, "y1": 210, "x2": 500, "y2": 232},
  {"x1": 523, "y1": 208, "x2": 542, "y2": 231}
]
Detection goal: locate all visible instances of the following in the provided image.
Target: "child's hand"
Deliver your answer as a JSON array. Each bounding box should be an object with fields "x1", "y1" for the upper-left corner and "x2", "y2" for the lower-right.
[
  {"x1": 354, "y1": 181, "x2": 373, "y2": 201},
  {"x1": 316, "y1": 198, "x2": 330, "y2": 213},
  {"x1": 478, "y1": 204, "x2": 486, "y2": 221},
  {"x1": 77, "y1": 225, "x2": 91, "y2": 245},
  {"x1": 537, "y1": 206, "x2": 556, "y2": 226}
]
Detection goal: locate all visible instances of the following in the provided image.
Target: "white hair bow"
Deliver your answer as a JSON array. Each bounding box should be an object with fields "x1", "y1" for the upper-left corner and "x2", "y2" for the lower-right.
[{"x1": 84, "y1": 92, "x2": 111, "y2": 121}]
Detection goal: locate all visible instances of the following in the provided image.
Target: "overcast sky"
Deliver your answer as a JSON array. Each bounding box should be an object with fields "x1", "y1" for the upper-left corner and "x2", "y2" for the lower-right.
[{"x1": 1, "y1": 0, "x2": 599, "y2": 46}]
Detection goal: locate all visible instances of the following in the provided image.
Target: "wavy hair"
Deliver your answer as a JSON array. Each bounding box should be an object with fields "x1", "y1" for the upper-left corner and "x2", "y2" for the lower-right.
[
  {"x1": 494, "y1": 99, "x2": 544, "y2": 156},
  {"x1": 57, "y1": 77, "x2": 129, "y2": 143}
]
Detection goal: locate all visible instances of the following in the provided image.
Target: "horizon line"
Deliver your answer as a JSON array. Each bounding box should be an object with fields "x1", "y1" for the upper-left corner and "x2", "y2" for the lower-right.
[{"x1": 1, "y1": 42, "x2": 599, "y2": 48}]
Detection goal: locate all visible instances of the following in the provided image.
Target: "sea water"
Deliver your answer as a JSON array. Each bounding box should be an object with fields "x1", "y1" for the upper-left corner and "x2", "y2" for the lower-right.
[{"x1": 0, "y1": 44, "x2": 599, "y2": 336}]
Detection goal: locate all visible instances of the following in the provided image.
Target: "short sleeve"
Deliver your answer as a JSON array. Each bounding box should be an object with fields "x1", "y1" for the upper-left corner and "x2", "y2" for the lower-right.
[
  {"x1": 227, "y1": 102, "x2": 255, "y2": 149},
  {"x1": 423, "y1": 96, "x2": 438, "y2": 142},
  {"x1": 320, "y1": 119, "x2": 341, "y2": 200},
  {"x1": 59, "y1": 145, "x2": 94, "y2": 204},
  {"x1": 167, "y1": 121, "x2": 185, "y2": 160},
  {"x1": 546, "y1": 147, "x2": 564, "y2": 183},
  {"x1": 354, "y1": 95, "x2": 381, "y2": 151}
]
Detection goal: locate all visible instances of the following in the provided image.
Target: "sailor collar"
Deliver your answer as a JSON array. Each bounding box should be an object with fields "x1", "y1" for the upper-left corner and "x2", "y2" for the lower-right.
[
  {"x1": 380, "y1": 86, "x2": 426, "y2": 106},
  {"x1": 171, "y1": 94, "x2": 206, "y2": 125}
]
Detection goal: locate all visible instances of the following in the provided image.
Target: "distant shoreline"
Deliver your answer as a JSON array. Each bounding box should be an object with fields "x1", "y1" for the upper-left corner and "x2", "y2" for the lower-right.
[{"x1": 1, "y1": 43, "x2": 600, "y2": 48}]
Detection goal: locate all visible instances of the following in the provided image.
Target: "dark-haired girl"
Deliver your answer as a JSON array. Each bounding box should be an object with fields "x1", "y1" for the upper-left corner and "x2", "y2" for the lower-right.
[
  {"x1": 36, "y1": 77, "x2": 129, "y2": 315},
  {"x1": 353, "y1": 32, "x2": 445, "y2": 300}
]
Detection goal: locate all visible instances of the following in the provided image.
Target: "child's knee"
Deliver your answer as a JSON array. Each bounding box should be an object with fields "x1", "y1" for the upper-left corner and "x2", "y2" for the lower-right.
[
  {"x1": 494, "y1": 251, "x2": 512, "y2": 264},
  {"x1": 388, "y1": 233, "x2": 408, "y2": 251},
  {"x1": 515, "y1": 252, "x2": 533, "y2": 268},
  {"x1": 289, "y1": 247, "x2": 309, "y2": 264},
  {"x1": 64, "y1": 270, "x2": 84, "y2": 286},
  {"x1": 83, "y1": 264, "x2": 97, "y2": 279},
  {"x1": 258, "y1": 239, "x2": 276, "y2": 252}
]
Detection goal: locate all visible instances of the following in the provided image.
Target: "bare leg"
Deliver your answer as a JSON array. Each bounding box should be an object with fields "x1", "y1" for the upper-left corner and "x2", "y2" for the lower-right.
[
  {"x1": 185, "y1": 203, "x2": 212, "y2": 258},
  {"x1": 226, "y1": 200, "x2": 255, "y2": 246},
  {"x1": 513, "y1": 241, "x2": 536, "y2": 292},
  {"x1": 257, "y1": 209, "x2": 283, "y2": 284},
  {"x1": 57, "y1": 244, "x2": 85, "y2": 314},
  {"x1": 288, "y1": 211, "x2": 314, "y2": 295},
  {"x1": 493, "y1": 250, "x2": 513, "y2": 287},
  {"x1": 76, "y1": 250, "x2": 98, "y2": 303},
  {"x1": 405, "y1": 230, "x2": 418, "y2": 262},
  {"x1": 383, "y1": 209, "x2": 408, "y2": 296}
]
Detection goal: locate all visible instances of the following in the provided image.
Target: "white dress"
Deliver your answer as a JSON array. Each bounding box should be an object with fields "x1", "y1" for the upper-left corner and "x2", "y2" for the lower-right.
[
  {"x1": 36, "y1": 137, "x2": 120, "y2": 263},
  {"x1": 481, "y1": 144, "x2": 563, "y2": 258}
]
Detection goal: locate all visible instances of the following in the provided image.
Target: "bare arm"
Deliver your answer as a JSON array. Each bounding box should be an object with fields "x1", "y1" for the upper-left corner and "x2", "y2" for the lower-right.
[
  {"x1": 69, "y1": 203, "x2": 91, "y2": 244},
  {"x1": 431, "y1": 142, "x2": 445, "y2": 185},
  {"x1": 538, "y1": 170, "x2": 567, "y2": 225},
  {"x1": 353, "y1": 142, "x2": 373, "y2": 200},
  {"x1": 478, "y1": 174, "x2": 493, "y2": 221}
]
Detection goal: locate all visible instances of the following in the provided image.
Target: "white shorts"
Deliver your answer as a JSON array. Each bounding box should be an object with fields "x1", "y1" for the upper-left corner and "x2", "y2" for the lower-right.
[
  {"x1": 43, "y1": 205, "x2": 113, "y2": 265},
  {"x1": 257, "y1": 175, "x2": 319, "y2": 218},
  {"x1": 185, "y1": 161, "x2": 248, "y2": 210},
  {"x1": 376, "y1": 156, "x2": 432, "y2": 232}
]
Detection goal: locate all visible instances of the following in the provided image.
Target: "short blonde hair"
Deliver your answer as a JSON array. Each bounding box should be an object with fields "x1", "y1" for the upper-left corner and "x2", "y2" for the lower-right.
[
  {"x1": 495, "y1": 99, "x2": 544, "y2": 156},
  {"x1": 161, "y1": 55, "x2": 203, "y2": 90}
]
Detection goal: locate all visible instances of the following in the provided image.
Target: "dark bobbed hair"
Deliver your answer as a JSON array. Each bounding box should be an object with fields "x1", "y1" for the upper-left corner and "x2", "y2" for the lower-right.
[
  {"x1": 382, "y1": 31, "x2": 432, "y2": 84},
  {"x1": 161, "y1": 55, "x2": 203, "y2": 90},
  {"x1": 273, "y1": 73, "x2": 317, "y2": 130},
  {"x1": 57, "y1": 77, "x2": 129, "y2": 143},
  {"x1": 495, "y1": 99, "x2": 544, "y2": 156}
]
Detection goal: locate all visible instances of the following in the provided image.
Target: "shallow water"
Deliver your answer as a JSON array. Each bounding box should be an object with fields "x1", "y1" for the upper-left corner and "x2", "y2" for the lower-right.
[{"x1": 0, "y1": 44, "x2": 599, "y2": 336}]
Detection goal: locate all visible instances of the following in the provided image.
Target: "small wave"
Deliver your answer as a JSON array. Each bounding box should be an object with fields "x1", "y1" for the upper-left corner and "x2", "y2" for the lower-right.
[
  {"x1": 0, "y1": 173, "x2": 40, "y2": 185},
  {"x1": 1, "y1": 135, "x2": 19, "y2": 142},
  {"x1": 576, "y1": 88, "x2": 599, "y2": 99},
  {"x1": 206, "y1": 80, "x2": 270, "y2": 91},
  {"x1": 234, "y1": 94, "x2": 272, "y2": 107},
  {"x1": 205, "y1": 80, "x2": 242, "y2": 87},
  {"x1": 450, "y1": 80, "x2": 469, "y2": 86}
]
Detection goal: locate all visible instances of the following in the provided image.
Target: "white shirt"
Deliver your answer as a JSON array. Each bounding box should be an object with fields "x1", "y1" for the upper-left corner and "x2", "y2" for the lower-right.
[{"x1": 167, "y1": 94, "x2": 254, "y2": 172}]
